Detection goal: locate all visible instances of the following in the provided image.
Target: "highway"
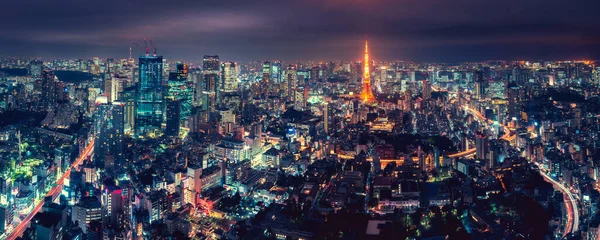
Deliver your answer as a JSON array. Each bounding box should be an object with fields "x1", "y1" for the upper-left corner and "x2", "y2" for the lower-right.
[
  {"x1": 5, "y1": 139, "x2": 94, "y2": 240},
  {"x1": 444, "y1": 103, "x2": 578, "y2": 236},
  {"x1": 447, "y1": 106, "x2": 513, "y2": 158},
  {"x1": 536, "y1": 164, "x2": 579, "y2": 237}
]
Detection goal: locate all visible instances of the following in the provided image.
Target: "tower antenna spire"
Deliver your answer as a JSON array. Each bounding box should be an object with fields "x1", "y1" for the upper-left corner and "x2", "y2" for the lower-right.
[{"x1": 360, "y1": 36, "x2": 375, "y2": 103}]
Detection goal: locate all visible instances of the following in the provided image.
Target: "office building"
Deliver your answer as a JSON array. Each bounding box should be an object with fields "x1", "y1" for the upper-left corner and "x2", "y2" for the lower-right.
[
  {"x1": 28, "y1": 60, "x2": 44, "y2": 79},
  {"x1": 202, "y1": 55, "x2": 220, "y2": 114},
  {"x1": 165, "y1": 99, "x2": 181, "y2": 137},
  {"x1": 72, "y1": 197, "x2": 102, "y2": 234},
  {"x1": 94, "y1": 102, "x2": 125, "y2": 172},
  {"x1": 135, "y1": 55, "x2": 164, "y2": 138},
  {"x1": 324, "y1": 102, "x2": 331, "y2": 134},
  {"x1": 285, "y1": 65, "x2": 297, "y2": 101},
  {"x1": 41, "y1": 70, "x2": 57, "y2": 110},
  {"x1": 167, "y1": 62, "x2": 193, "y2": 120},
  {"x1": 221, "y1": 61, "x2": 237, "y2": 92},
  {"x1": 475, "y1": 131, "x2": 488, "y2": 161}
]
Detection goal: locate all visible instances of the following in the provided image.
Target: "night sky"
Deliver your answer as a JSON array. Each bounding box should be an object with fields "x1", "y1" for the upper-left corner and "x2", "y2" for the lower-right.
[{"x1": 1, "y1": 0, "x2": 599, "y2": 62}]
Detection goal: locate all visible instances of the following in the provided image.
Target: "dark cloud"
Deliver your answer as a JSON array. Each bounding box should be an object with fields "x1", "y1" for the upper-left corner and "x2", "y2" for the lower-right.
[{"x1": 0, "y1": 0, "x2": 599, "y2": 62}]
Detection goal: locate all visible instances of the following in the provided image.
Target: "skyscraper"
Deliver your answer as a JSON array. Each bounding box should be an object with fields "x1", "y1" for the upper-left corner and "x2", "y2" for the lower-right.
[
  {"x1": 41, "y1": 70, "x2": 57, "y2": 110},
  {"x1": 203, "y1": 55, "x2": 220, "y2": 73},
  {"x1": 285, "y1": 65, "x2": 297, "y2": 101},
  {"x1": 104, "y1": 77, "x2": 120, "y2": 102},
  {"x1": 102, "y1": 185, "x2": 124, "y2": 230},
  {"x1": 474, "y1": 71, "x2": 485, "y2": 100},
  {"x1": 94, "y1": 102, "x2": 125, "y2": 172},
  {"x1": 165, "y1": 99, "x2": 181, "y2": 137},
  {"x1": 202, "y1": 74, "x2": 219, "y2": 113},
  {"x1": 28, "y1": 60, "x2": 43, "y2": 79},
  {"x1": 271, "y1": 61, "x2": 282, "y2": 84},
  {"x1": 324, "y1": 102, "x2": 331, "y2": 134},
  {"x1": 221, "y1": 61, "x2": 237, "y2": 92},
  {"x1": 202, "y1": 56, "x2": 220, "y2": 114},
  {"x1": 475, "y1": 131, "x2": 488, "y2": 161},
  {"x1": 361, "y1": 39, "x2": 376, "y2": 103},
  {"x1": 135, "y1": 55, "x2": 164, "y2": 138},
  {"x1": 507, "y1": 84, "x2": 520, "y2": 120},
  {"x1": 422, "y1": 80, "x2": 432, "y2": 100},
  {"x1": 261, "y1": 61, "x2": 271, "y2": 96},
  {"x1": 120, "y1": 86, "x2": 136, "y2": 132},
  {"x1": 167, "y1": 62, "x2": 193, "y2": 120}
]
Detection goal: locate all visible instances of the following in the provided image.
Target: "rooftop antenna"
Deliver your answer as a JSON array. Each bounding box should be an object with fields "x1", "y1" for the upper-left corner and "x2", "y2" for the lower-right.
[{"x1": 130, "y1": 43, "x2": 139, "y2": 60}]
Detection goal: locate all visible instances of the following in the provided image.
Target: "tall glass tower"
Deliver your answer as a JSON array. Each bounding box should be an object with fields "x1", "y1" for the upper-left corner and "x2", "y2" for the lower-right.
[
  {"x1": 94, "y1": 102, "x2": 124, "y2": 171},
  {"x1": 202, "y1": 55, "x2": 220, "y2": 113},
  {"x1": 167, "y1": 62, "x2": 193, "y2": 120},
  {"x1": 135, "y1": 55, "x2": 164, "y2": 138}
]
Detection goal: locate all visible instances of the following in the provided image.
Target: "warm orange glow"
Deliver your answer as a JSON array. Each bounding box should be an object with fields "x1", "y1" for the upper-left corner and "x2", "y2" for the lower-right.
[{"x1": 361, "y1": 38, "x2": 376, "y2": 103}]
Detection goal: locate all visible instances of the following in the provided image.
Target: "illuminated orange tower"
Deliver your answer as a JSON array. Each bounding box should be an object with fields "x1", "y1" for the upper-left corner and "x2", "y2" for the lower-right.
[{"x1": 361, "y1": 38, "x2": 376, "y2": 103}]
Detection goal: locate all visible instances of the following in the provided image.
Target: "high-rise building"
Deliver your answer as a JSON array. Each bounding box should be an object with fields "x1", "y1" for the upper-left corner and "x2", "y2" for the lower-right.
[
  {"x1": 104, "y1": 77, "x2": 120, "y2": 102},
  {"x1": 271, "y1": 61, "x2": 282, "y2": 84},
  {"x1": 72, "y1": 197, "x2": 102, "y2": 234},
  {"x1": 28, "y1": 60, "x2": 44, "y2": 79},
  {"x1": 475, "y1": 131, "x2": 488, "y2": 161},
  {"x1": 135, "y1": 55, "x2": 164, "y2": 138},
  {"x1": 41, "y1": 70, "x2": 57, "y2": 110},
  {"x1": 186, "y1": 165, "x2": 202, "y2": 206},
  {"x1": 507, "y1": 84, "x2": 520, "y2": 120},
  {"x1": 324, "y1": 102, "x2": 331, "y2": 134},
  {"x1": 120, "y1": 87, "x2": 136, "y2": 132},
  {"x1": 285, "y1": 65, "x2": 297, "y2": 101},
  {"x1": 202, "y1": 73, "x2": 219, "y2": 113},
  {"x1": 221, "y1": 61, "x2": 237, "y2": 92},
  {"x1": 102, "y1": 185, "x2": 124, "y2": 230},
  {"x1": 202, "y1": 56, "x2": 220, "y2": 114},
  {"x1": 94, "y1": 102, "x2": 125, "y2": 172},
  {"x1": 475, "y1": 71, "x2": 485, "y2": 100},
  {"x1": 203, "y1": 55, "x2": 220, "y2": 73},
  {"x1": 167, "y1": 62, "x2": 193, "y2": 120},
  {"x1": 0, "y1": 206, "x2": 8, "y2": 234},
  {"x1": 361, "y1": 39, "x2": 376, "y2": 103},
  {"x1": 146, "y1": 190, "x2": 169, "y2": 224},
  {"x1": 422, "y1": 80, "x2": 432, "y2": 100},
  {"x1": 310, "y1": 66, "x2": 319, "y2": 82},
  {"x1": 165, "y1": 99, "x2": 181, "y2": 137},
  {"x1": 261, "y1": 61, "x2": 271, "y2": 96}
]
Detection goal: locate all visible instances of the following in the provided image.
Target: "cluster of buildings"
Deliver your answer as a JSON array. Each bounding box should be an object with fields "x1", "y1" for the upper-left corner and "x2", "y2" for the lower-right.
[{"x1": 0, "y1": 40, "x2": 599, "y2": 239}]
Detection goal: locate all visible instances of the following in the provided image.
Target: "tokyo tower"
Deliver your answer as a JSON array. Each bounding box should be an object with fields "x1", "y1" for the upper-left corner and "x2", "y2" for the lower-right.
[{"x1": 361, "y1": 38, "x2": 376, "y2": 103}]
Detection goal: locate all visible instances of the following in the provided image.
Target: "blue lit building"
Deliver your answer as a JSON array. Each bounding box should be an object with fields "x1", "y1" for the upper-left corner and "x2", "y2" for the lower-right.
[
  {"x1": 135, "y1": 55, "x2": 164, "y2": 138},
  {"x1": 167, "y1": 62, "x2": 193, "y2": 120}
]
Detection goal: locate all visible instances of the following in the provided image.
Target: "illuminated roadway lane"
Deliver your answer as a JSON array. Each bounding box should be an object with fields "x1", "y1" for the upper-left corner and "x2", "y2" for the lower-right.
[
  {"x1": 444, "y1": 103, "x2": 578, "y2": 236},
  {"x1": 448, "y1": 106, "x2": 513, "y2": 158},
  {"x1": 436, "y1": 87, "x2": 578, "y2": 235},
  {"x1": 536, "y1": 163, "x2": 579, "y2": 237},
  {"x1": 6, "y1": 140, "x2": 94, "y2": 240}
]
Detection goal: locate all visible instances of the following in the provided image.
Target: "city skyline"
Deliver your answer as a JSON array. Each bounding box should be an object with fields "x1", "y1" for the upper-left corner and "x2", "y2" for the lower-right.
[
  {"x1": 1, "y1": 0, "x2": 599, "y2": 62},
  {"x1": 0, "y1": 1, "x2": 599, "y2": 239}
]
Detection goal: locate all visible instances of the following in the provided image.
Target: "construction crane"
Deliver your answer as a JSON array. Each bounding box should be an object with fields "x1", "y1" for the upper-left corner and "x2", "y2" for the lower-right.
[
  {"x1": 144, "y1": 38, "x2": 150, "y2": 56},
  {"x1": 149, "y1": 39, "x2": 157, "y2": 56}
]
